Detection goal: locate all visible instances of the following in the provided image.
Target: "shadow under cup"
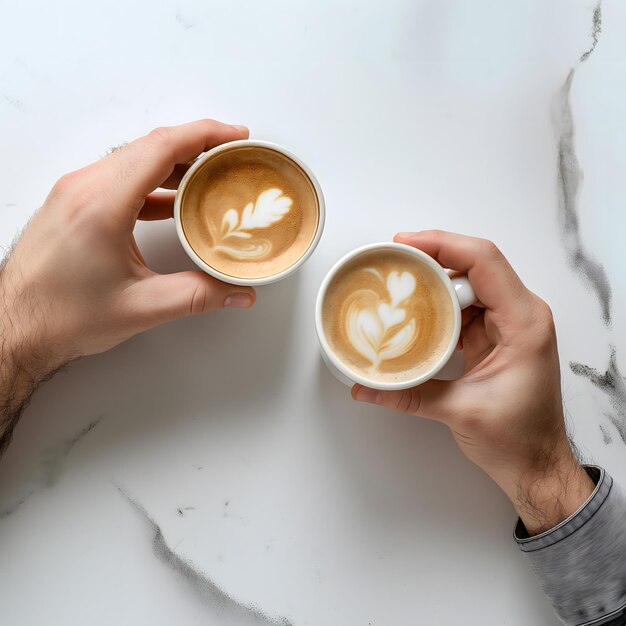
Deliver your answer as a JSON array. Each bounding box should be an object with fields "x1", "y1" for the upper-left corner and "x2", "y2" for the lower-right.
[
  {"x1": 174, "y1": 140, "x2": 325, "y2": 287},
  {"x1": 316, "y1": 243, "x2": 474, "y2": 391}
]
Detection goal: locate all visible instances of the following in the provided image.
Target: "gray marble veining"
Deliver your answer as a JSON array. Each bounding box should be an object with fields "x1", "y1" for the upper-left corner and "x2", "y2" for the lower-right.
[
  {"x1": 571, "y1": 350, "x2": 626, "y2": 445},
  {"x1": 118, "y1": 487, "x2": 293, "y2": 626},
  {"x1": 551, "y1": 1, "x2": 626, "y2": 445},
  {"x1": 600, "y1": 423, "x2": 613, "y2": 445},
  {"x1": 0, "y1": 417, "x2": 102, "y2": 519},
  {"x1": 579, "y1": 2, "x2": 602, "y2": 63},
  {"x1": 554, "y1": 2, "x2": 611, "y2": 326}
]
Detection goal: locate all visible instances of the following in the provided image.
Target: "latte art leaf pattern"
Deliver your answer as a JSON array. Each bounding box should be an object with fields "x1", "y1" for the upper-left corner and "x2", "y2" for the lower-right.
[
  {"x1": 212, "y1": 188, "x2": 292, "y2": 260},
  {"x1": 346, "y1": 270, "x2": 419, "y2": 368}
]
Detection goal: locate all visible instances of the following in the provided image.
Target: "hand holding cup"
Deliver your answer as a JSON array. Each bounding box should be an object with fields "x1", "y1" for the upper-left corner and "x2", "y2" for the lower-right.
[{"x1": 343, "y1": 230, "x2": 594, "y2": 535}]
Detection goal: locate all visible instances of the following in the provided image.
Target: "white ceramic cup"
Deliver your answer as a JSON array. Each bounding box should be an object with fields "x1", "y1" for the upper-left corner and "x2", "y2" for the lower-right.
[
  {"x1": 315, "y1": 242, "x2": 476, "y2": 390},
  {"x1": 174, "y1": 140, "x2": 325, "y2": 286}
]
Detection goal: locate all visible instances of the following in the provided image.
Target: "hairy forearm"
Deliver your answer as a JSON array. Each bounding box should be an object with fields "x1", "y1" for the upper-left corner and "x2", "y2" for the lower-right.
[
  {"x1": 513, "y1": 447, "x2": 595, "y2": 536},
  {"x1": 515, "y1": 468, "x2": 626, "y2": 626},
  {"x1": 0, "y1": 342, "x2": 61, "y2": 454},
  {"x1": 0, "y1": 262, "x2": 68, "y2": 456}
]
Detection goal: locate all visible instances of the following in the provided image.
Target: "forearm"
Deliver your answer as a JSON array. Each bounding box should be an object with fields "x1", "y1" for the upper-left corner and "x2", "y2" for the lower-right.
[
  {"x1": 0, "y1": 340, "x2": 64, "y2": 454},
  {"x1": 515, "y1": 467, "x2": 626, "y2": 626},
  {"x1": 0, "y1": 263, "x2": 68, "y2": 455},
  {"x1": 513, "y1": 447, "x2": 595, "y2": 536},
  {"x1": 491, "y1": 441, "x2": 626, "y2": 624}
]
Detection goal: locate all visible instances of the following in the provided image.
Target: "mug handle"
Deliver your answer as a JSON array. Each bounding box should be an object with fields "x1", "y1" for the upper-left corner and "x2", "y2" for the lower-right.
[{"x1": 447, "y1": 272, "x2": 476, "y2": 309}]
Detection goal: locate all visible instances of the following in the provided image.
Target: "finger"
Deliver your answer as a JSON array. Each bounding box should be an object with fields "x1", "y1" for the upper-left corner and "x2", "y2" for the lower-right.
[
  {"x1": 458, "y1": 307, "x2": 484, "y2": 349},
  {"x1": 352, "y1": 379, "x2": 460, "y2": 424},
  {"x1": 394, "y1": 230, "x2": 532, "y2": 321},
  {"x1": 99, "y1": 120, "x2": 249, "y2": 216},
  {"x1": 159, "y1": 162, "x2": 194, "y2": 190},
  {"x1": 131, "y1": 271, "x2": 256, "y2": 328},
  {"x1": 461, "y1": 314, "x2": 495, "y2": 370},
  {"x1": 138, "y1": 191, "x2": 176, "y2": 221},
  {"x1": 461, "y1": 305, "x2": 482, "y2": 328}
]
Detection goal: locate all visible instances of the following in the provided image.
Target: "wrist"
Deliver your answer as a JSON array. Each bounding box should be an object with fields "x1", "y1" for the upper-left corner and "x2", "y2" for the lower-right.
[
  {"x1": 512, "y1": 451, "x2": 595, "y2": 536},
  {"x1": 0, "y1": 259, "x2": 66, "y2": 369},
  {"x1": 0, "y1": 267, "x2": 70, "y2": 453},
  {"x1": 0, "y1": 262, "x2": 69, "y2": 392}
]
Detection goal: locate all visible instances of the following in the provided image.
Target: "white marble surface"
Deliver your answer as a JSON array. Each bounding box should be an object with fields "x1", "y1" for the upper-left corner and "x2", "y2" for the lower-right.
[{"x1": 1, "y1": 1, "x2": 625, "y2": 624}]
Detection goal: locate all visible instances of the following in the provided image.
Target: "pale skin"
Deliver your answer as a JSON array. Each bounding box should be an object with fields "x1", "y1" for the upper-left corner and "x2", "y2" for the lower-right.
[
  {"x1": 0, "y1": 120, "x2": 255, "y2": 451},
  {"x1": 353, "y1": 231, "x2": 595, "y2": 534},
  {"x1": 0, "y1": 119, "x2": 592, "y2": 536}
]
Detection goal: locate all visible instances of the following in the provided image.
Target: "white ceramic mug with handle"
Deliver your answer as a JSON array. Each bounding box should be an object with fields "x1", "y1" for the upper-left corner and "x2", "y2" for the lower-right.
[{"x1": 315, "y1": 242, "x2": 476, "y2": 390}]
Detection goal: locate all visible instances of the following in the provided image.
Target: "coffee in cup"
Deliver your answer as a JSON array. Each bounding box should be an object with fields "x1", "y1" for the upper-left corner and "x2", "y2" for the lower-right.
[
  {"x1": 316, "y1": 243, "x2": 476, "y2": 390},
  {"x1": 175, "y1": 141, "x2": 324, "y2": 286}
]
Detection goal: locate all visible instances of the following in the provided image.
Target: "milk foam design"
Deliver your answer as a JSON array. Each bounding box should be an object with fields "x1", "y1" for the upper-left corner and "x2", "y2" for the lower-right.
[
  {"x1": 210, "y1": 188, "x2": 292, "y2": 260},
  {"x1": 347, "y1": 270, "x2": 418, "y2": 368}
]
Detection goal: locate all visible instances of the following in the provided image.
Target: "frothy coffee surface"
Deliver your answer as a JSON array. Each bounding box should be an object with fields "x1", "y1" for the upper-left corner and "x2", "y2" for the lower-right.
[
  {"x1": 181, "y1": 146, "x2": 319, "y2": 279},
  {"x1": 322, "y1": 249, "x2": 456, "y2": 383}
]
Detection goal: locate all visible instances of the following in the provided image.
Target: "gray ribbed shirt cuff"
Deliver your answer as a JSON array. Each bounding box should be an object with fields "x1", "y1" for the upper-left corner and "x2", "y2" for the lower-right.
[{"x1": 514, "y1": 466, "x2": 626, "y2": 625}]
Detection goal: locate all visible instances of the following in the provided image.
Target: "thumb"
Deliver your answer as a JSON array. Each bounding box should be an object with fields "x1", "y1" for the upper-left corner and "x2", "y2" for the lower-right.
[
  {"x1": 352, "y1": 379, "x2": 459, "y2": 424},
  {"x1": 132, "y1": 271, "x2": 256, "y2": 327}
]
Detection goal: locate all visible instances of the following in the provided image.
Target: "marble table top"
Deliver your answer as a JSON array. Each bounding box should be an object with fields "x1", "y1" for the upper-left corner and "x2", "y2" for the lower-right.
[{"x1": 1, "y1": 1, "x2": 625, "y2": 624}]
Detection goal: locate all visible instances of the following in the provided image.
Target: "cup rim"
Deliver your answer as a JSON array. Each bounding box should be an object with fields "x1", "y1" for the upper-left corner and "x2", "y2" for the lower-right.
[
  {"x1": 174, "y1": 139, "x2": 325, "y2": 286},
  {"x1": 315, "y1": 242, "x2": 463, "y2": 391}
]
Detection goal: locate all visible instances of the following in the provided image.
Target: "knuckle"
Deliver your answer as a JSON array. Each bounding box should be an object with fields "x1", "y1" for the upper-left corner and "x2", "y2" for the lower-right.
[
  {"x1": 391, "y1": 390, "x2": 421, "y2": 414},
  {"x1": 148, "y1": 126, "x2": 171, "y2": 144},
  {"x1": 480, "y1": 239, "x2": 501, "y2": 259},
  {"x1": 472, "y1": 239, "x2": 506, "y2": 273},
  {"x1": 189, "y1": 282, "x2": 208, "y2": 315},
  {"x1": 398, "y1": 391, "x2": 412, "y2": 412},
  {"x1": 48, "y1": 169, "x2": 101, "y2": 222},
  {"x1": 147, "y1": 126, "x2": 176, "y2": 162},
  {"x1": 407, "y1": 391, "x2": 422, "y2": 415},
  {"x1": 533, "y1": 298, "x2": 557, "y2": 343},
  {"x1": 52, "y1": 171, "x2": 82, "y2": 196},
  {"x1": 536, "y1": 298, "x2": 555, "y2": 324}
]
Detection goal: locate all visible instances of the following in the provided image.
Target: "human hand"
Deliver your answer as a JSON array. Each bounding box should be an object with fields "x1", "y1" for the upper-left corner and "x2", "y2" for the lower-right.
[
  {"x1": 1, "y1": 119, "x2": 256, "y2": 369},
  {"x1": 352, "y1": 231, "x2": 594, "y2": 534},
  {"x1": 0, "y1": 120, "x2": 257, "y2": 452}
]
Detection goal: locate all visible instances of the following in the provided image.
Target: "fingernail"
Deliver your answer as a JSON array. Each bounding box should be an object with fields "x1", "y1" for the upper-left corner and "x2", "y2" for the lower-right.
[
  {"x1": 231, "y1": 124, "x2": 248, "y2": 132},
  {"x1": 224, "y1": 292, "x2": 253, "y2": 308},
  {"x1": 395, "y1": 232, "x2": 416, "y2": 240},
  {"x1": 354, "y1": 387, "x2": 382, "y2": 404}
]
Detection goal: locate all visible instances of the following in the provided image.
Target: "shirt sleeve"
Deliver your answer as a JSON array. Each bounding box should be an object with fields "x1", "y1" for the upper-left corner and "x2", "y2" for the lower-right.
[{"x1": 514, "y1": 466, "x2": 626, "y2": 626}]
